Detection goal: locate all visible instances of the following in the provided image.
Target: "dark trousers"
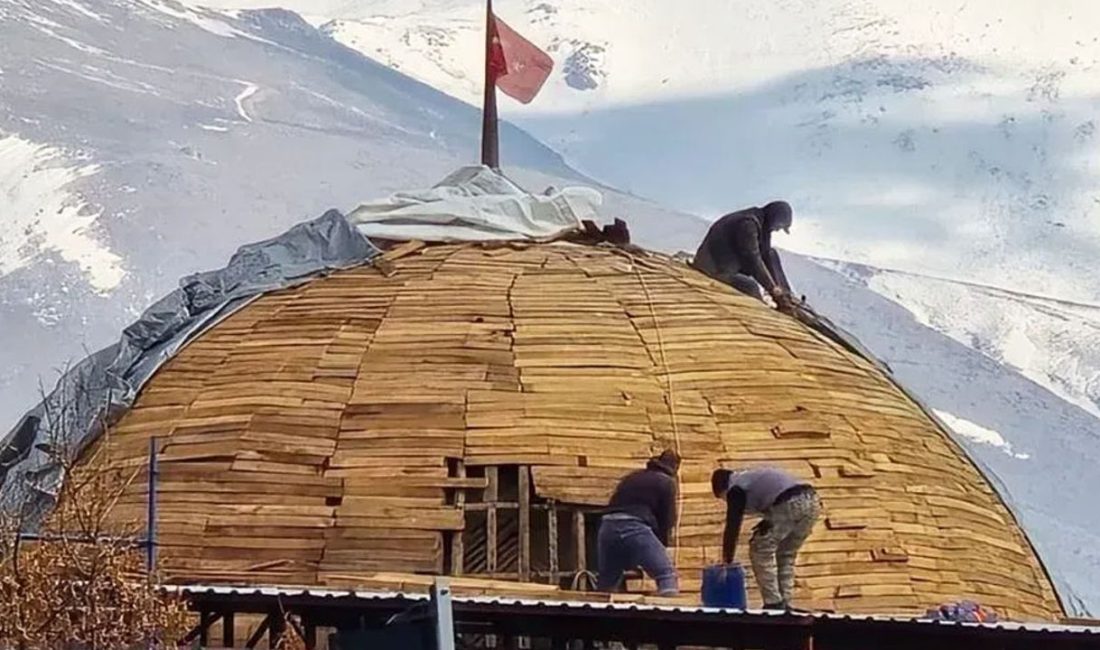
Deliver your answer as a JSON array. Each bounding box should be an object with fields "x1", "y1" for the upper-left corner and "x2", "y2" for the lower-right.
[
  {"x1": 690, "y1": 250, "x2": 764, "y2": 301},
  {"x1": 725, "y1": 274, "x2": 765, "y2": 301},
  {"x1": 596, "y1": 514, "x2": 679, "y2": 596}
]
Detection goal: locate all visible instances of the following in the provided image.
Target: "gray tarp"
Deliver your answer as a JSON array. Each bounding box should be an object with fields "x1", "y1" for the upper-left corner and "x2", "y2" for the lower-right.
[
  {"x1": 0, "y1": 164, "x2": 589, "y2": 520},
  {"x1": 0, "y1": 163, "x2": 589, "y2": 521},
  {"x1": 0, "y1": 209, "x2": 378, "y2": 521}
]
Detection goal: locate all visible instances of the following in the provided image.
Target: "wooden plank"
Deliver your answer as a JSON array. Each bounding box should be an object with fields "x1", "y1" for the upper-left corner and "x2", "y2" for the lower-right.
[
  {"x1": 825, "y1": 516, "x2": 867, "y2": 531},
  {"x1": 548, "y1": 501, "x2": 558, "y2": 581},
  {"x1": 486, "y1": 466, "x2": 498, "y2": 574},
  {"x1": 519, "y1": 465, "x2": 531, "y2": 581},
  {"x1": 871, "y1": 547, "x2": 910, "y2": 563},
  {"x1": 229, "y1": 459, "x2": 321, "y2": 476},
  {"x1": 574, "y1": 510, "x2": 586, "y2": 575},
  {"x1": 334, "y1": 511, "x2": 464, "y2": 531},
  {"x1": 80, "y1": 244, "x2": 1065, "y2": 619},
  {"x1": 452, "y1": 460, "x2": 466, "y2": 576}
]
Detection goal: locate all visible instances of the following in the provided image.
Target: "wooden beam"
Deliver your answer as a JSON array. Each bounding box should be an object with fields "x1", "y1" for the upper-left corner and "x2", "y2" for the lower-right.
[
  {"x1": 463, "y1": 501, "x2": 519, "y2": 511},
  {"x1": 486, "y1": 466, "x2": 498, "y2": 573},
  {"x1": 222, "y1": 611, "x2": 235, "y2": 648},
  {"x1": 244, "y1": 615, "x2": 271, "y2": 649},
  {"x1": 305, "y1": 621, "x2": 317, "y2": 650},
  {"x1": 574, "y1": 510, "x2": 587, "y2": 575},
  {"x1": 548, "y1": 501, "x2": 559, "y2": 583},
  {"x1": 519, "y1": 466, "x2": 531, "y2": 581},
  {"x1": 181, "y1": 611, "x2": 221, "y2": 646},
  {"x1": 199, "y1": 613, "x2": 212, "y2": 648},
  {"x1": 269, "y1": 611, "x2": 287, "y2": 649},
  {"x1": 441, "y1": 570, "x2": 567, "y2": 580},
  {"x1": 452, "y1": 459, "x2": 466, "y2": 576}
]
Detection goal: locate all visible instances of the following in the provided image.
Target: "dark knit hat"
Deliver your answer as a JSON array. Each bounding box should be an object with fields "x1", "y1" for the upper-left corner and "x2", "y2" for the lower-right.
[
  {"x1": 646, "y1": 449, "x2": 681, "y2": 476},
  {"x1": 763, "y1": 201, "x2": 793, "y2": 233},
  {"x1": 711, "y1": 468, "x2": 733, "y2": 497}
]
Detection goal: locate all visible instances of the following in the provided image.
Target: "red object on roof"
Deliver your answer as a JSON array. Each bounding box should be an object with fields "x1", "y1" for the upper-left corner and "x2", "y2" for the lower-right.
[{"x1": 488, "y1": 13, "x2": 553, "y2": 104}]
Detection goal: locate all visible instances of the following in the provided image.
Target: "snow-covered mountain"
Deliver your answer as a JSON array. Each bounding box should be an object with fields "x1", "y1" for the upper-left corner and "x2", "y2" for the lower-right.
[
  {"x1": 0, "y1": 0, "x2": 700, "y2": 419},
  {"x1": 3, "y1": 0, "x2": 1100, "y2": 615},
  {"x1": 220, "y1": 0, "x2": 1100, "y2": 426}
]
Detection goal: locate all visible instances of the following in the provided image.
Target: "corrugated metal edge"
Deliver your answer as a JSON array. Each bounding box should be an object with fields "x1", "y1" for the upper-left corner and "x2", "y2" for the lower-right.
[{"x1": 166, "y1": 584, "x2": 1098, "y2": 635}]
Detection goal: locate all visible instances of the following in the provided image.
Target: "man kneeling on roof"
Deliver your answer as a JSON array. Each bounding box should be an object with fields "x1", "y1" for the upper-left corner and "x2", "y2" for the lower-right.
[
  {"x1": 712, "y1": 466, "x2": 821, "y2": 610},
  {"x1": 692, "y1": 201, "x2": 797, "y2": 313},
  {"x1": 597, "y1": 450, "x2": 681, "y2": 596}
]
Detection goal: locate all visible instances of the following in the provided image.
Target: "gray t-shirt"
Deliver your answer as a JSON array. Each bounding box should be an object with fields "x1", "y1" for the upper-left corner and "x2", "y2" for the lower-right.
[{"x1": 727, "y1": 467, "x2": 808, "y2": 513}]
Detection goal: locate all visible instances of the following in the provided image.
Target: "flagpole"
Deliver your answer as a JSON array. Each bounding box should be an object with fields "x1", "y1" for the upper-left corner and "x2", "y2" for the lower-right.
[{"x1": 481, "y1": 0, "x2": 500, "y2": 170}]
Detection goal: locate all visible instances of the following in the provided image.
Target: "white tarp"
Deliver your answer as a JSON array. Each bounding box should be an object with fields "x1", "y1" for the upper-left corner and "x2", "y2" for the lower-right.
[{"x1": 347, "y1": 165, "x2": 600, "y2": 242}]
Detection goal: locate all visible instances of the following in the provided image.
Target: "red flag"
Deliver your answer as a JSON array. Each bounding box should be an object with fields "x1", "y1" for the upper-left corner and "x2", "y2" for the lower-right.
[{"x1": 488, "y1": 13, "x2": 553, "y2": 104}]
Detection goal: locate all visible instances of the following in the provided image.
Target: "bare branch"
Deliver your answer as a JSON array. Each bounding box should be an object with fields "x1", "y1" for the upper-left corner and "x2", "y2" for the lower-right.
[{"x1": 0, "y1": 378, "x2": 192, "y2": 649}]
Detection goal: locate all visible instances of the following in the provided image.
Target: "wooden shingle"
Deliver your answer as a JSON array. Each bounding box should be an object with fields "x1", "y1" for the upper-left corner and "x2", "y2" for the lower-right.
[{"x1": 94, "y1": 242, "x2": 1063, "y2": 621}]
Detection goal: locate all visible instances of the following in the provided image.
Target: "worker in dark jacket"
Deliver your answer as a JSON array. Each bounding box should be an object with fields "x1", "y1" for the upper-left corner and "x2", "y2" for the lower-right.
[
  {"x1": 597, "y1": 450, "x2": 681, "y2": 596},
  {"x1": 692, "y1": 201, "x2": 795, "y2": 311},
  {"x1": 711, "y1": 466, "x2": 821, "y2": 610}
]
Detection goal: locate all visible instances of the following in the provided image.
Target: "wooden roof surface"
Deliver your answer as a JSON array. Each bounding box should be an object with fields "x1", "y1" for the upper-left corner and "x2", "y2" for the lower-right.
[{"x1": 96, "y1": 241, "x2": 1062, "y2": 619}]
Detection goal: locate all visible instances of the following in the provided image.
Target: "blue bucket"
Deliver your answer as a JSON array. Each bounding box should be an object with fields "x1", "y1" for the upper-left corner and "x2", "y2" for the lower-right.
[{"x1": 701, "y1": 563, "x2": 747, "y2": 609}]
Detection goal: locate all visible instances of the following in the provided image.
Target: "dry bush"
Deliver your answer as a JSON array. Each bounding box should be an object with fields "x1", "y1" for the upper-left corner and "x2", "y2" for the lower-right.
[
  {"x1": 273, "y1": 612, "x2": 308, "y2": 650},
  {"x1": 0, "y1": 436, "x2": 191, "y2": 649}
]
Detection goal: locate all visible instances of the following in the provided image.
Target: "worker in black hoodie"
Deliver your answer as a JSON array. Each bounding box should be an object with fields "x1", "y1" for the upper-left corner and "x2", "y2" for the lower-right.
[
  {"x1": 692, "y1": 201, "x2": 796, "y2": 312},
  {"x1": 596, "y1": 450, "x2": 680, "y2": 596}
]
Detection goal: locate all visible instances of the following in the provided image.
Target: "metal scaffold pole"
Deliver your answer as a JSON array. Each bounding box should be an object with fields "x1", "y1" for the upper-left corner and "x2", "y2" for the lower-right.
[
  {"x1": 146, "y1": 436, "x2": 158, "y2": 578},
  {"x1": 431, "y1": 578, "x2": 456, "y2": 650}
]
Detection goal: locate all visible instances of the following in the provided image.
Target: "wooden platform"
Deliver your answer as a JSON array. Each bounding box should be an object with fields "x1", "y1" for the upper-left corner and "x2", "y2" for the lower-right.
[{"x1": 91, "y1": 241, "x2": 1063, "y2": 620}]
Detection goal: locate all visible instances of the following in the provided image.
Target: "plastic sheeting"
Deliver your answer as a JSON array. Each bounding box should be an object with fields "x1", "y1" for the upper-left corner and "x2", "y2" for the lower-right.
[
  {"x1": 348, "y1": 165, "x2": 598, "y2": 242},
  {"x1": 0, "y1": 209, "x2": 378, "y2": 521},
  {"x1": 0, "y1": 164, "x2": 597, "y2": 521}
]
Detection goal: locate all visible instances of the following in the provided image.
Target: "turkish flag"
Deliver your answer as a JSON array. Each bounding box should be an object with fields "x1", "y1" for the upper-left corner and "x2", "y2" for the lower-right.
[{"x1": 488, "y1": 13, "x2": 553, "y2": 104}]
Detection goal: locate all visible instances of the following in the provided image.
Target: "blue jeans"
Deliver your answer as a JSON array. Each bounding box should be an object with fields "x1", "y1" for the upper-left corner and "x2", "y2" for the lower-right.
[{"x1": 596, "y1": 514, "x2": 679, "y2": 596}]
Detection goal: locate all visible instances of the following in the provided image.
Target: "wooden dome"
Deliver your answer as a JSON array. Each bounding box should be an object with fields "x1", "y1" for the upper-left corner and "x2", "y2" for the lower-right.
[{"x1": 96, "y1": 241, "x2": 1062, "y2": 619}]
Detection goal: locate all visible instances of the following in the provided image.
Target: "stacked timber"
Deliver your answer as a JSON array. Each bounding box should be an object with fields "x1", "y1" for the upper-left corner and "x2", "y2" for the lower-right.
[{"x1": 91, "y1": 241, "x2": 1063, "y2": 620}]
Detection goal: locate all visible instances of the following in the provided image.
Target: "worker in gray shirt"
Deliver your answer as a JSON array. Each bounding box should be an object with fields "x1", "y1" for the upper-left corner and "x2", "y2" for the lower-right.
[{"x1": 711, "y1": 467, "x2": 821, "y2": 610}]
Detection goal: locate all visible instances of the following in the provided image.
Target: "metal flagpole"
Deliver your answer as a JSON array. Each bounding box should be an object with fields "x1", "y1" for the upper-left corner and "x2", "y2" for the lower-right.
[{"x1": 480, "y1": 0, "x2": 500, "y2": 169}]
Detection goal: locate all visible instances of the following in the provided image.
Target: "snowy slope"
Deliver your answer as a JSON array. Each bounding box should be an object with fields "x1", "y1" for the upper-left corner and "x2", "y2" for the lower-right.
[
  {"x1": 0, "y1": 134, "x2": 122, "y2": 293},
  {"x1": 0, "y1": 0, "x2": 703, "y2": 429},
  {"x1": 219, "y1": 0, "x2": 1100, "y2": 293},
  {"x1": 203, "y1": 0, "x2": 1100, "y2": 437},
  {"x1": 818, "y1": 258, "x2": 1100, "y2": 420}
]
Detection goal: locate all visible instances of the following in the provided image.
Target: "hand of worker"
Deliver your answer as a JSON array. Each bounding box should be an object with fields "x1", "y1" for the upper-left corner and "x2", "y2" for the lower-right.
[{"x1": 774, "y1": 291, "x2": 797, "y2": 314}]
